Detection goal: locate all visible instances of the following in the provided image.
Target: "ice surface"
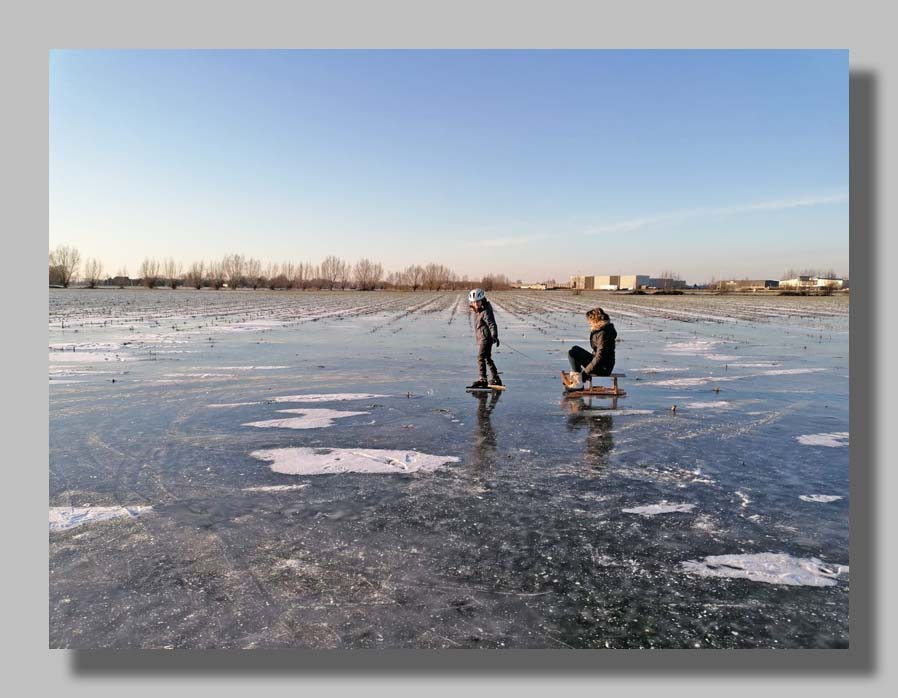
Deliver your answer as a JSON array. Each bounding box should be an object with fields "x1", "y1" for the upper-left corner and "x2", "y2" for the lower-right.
[
  {"x1": 243, "y1": 408, "x2": 369, "y2": 430},
  {"x1": 797, "y1": 432, "x2": 849, "y2": 448},
  {"x1": 622, "y1": 502, "x2": 695, "y2": 516},
  {"x1": 270, "y1": 393, "x2": 390, "y2": 403},
  {"x1": 250, "y1": 447, "x2": 460, "y2": 475},
  {"x1": 799, "y1": 495, "x2": 843, "y2": 503},
  {"x1": 680, "y1": 553, "x2": 849, "y2": 587},
  {"x1": 50, "y1": 506, "x2": 151, "y2": 532},
  {"x1": 49, "y1": 290, "x2": 849, "y2": 648}
]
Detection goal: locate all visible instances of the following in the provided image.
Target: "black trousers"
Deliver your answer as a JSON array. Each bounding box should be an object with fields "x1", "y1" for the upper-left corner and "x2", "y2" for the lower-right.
[
  {"x1": 568, "y1": 345, "x2": 613, "y2": 376},
  {"x1": 477, "y1": 341, "x2": 499, "y2": 381}
]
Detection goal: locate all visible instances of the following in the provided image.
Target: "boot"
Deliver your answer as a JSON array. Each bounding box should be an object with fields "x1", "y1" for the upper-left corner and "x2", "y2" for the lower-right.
[
  {"x1": 489, "y1": 376, "x2": 503, "y2": 387},
  {"x1": 566, "y1": 370, "x2": 584, "y2": 391},
  {"x1": 468, "y1": 379, "x2": 489, "y2": 389}
]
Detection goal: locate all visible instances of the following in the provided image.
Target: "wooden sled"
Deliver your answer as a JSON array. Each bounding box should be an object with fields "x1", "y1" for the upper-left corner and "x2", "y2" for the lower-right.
[{"x1": 562, "y1": 371, "x2": 626, "y2": 398}]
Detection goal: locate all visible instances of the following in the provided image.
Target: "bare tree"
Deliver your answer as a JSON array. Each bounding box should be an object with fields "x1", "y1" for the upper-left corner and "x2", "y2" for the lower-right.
[
  {"x1": 83, "y1": 258, "x2": 104, "y2": 288},
  {"x1": 139, "y1": 257, "x2": 161, "y2": 288},
  {"x1": 245, "y1": 258, "x2": 263, "y2": 289},
  {"x1": 337, "y1": 259, "x2": 351, "y2": 290},
  {"x1": 403, "y1": 264, "x2": 424, "y2": 291},
  {"x1": 185, "y1": 261, "x2": 205, "y2": 289},
  {"x1": 49, "y1": 245, "x2": 81, "y2": 288},
  {"x1": 353, "y1": 258, "x2": 383, "y2": 291},
  {"x1": 320, "y1": 256, "x2": 343, "y2": 290},
  {"x1": 207, "y1": 260, "x2": 225, "y2": 290},
  {"x1": 222, "y1": 254, "x2": 245, "y2": 289},
  {"x1": 163, "y1": 257, "x2": 182, "y2": 289},
  {"x1": 265, "y1": 262, "x2": 280, "y2": 290}
]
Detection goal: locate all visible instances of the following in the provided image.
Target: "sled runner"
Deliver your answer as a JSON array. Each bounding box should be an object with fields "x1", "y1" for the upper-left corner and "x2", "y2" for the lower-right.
[{"x1": 561, "y1": 372, "x2": 626, "y2": 398}]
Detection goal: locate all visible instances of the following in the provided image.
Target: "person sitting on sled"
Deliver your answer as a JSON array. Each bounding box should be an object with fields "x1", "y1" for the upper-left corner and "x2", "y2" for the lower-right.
[
  {"x1": 562, "y1": 307, "x2": 617, "y2": 391},
  {"x1": 467, "y1": 288, "x2": 502, "y2": 389}
]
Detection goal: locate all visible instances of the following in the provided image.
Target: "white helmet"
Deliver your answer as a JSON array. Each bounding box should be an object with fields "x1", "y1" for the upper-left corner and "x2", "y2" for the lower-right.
[{"x1": 468, "y1": 288, "x2": 486, "y2": 303}]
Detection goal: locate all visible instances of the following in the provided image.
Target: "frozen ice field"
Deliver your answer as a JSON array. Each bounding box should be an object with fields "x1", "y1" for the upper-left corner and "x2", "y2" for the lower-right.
[{"x1": 49, "y1": 289, "x2": 849, "y2": 648}]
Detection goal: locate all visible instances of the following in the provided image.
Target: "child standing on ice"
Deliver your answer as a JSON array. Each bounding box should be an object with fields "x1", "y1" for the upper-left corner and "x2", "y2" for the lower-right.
[
  {"x1": 563, "y1": 307, "x2": 617, "y2": 391},
  {"x1": 467, "y1": 288, "x2": 502, "y2": 389}
]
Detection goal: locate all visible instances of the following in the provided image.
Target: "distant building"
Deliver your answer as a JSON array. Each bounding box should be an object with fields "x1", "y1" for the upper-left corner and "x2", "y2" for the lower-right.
[
  {"x1": 570, "y1": 275, "x2": 595, "y2": 290},
  {"x1": 780, "y1": 276, "x2": 847, "y2": 290},
  {"x1": 720, "y1": 279, "x2": 780, "y2": 291},
  {"x1": 649, "y1": 277, "x2": 689, "y2": 290},
  {"x1": 618, "y1": 274, "x2": 651, "y2": 290},
  {"x1": 571, "y1": 273, "x2": 651, "y2": 290}
]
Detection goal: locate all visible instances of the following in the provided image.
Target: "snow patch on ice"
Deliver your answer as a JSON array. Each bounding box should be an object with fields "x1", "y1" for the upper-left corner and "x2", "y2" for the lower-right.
[
  {"x1": 581, "y1": 409, "x2": 654, "y2": 416},
  {"x1": 648, "y1": 376, "x2": 740, "y2": 387},
  {"x1": 762, "y1": 368, "x2": 826, "y2": 376},
  {"x1": 243, "y1": 484, "x2": 309, "y2": 492},
  {"x1": 797, "y1": 432, "x2": 849, "y2": 448},
  {"x1": 50, "y1": 506, "x2": 151, "y2": 532},
  {"x1": 664, "y1": 340, "x2": 722, "y2": 354},
  {"x1": 250, "y1": 447, "x2": 459, "y2": 475},
  {"x1": 244, "y1": 408, "x2": 368, "y2": 430},
  {"x1": 680, "y1": 552, "x2": 848, "y2": 587},
  {"x1": 271, "y1": 393, "x2": 389, "y2": 403},
  {"x1": 48, "y1": 352, "x2": 135, "y2": 363},
  {"x1": 208, "y1": 402, "x2": 263, "y2": 408},
  {"x1": 217, "y1": 366, "x2": 290, "y2": 370},
  {"x1": 799, "y1": 494, "x2": 843, "y2": 503},
  {"x1": 684, "y1": 401, "x2": 731, "y2": 409},
  {"x1": 622, "y1": 502, "x2": 695, "y2": 516}
]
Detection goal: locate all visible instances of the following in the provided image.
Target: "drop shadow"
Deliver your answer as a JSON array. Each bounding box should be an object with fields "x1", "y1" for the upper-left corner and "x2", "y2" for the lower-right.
[{"x1": 68, "y1": 69, "x2": 874, "y2": 676}]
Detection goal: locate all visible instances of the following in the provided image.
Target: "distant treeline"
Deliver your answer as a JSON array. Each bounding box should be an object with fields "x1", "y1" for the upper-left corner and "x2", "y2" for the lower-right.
[{"x1": 48, "y1": 246, "x2": 514, "y2": 292}]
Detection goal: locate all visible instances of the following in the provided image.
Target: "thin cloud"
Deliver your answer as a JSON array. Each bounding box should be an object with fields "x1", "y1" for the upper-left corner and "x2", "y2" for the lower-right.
[{"x1": 590, "y1": 192, "x2": 847, "y2": 235}]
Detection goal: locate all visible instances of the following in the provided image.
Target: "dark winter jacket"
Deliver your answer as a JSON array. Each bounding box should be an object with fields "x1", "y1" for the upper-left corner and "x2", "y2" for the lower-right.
[
  {"x1": 583, "y1": 322, "x2": 616, "y2": 375},
  {"x1": 472, "y1": 300, "x2": 499, "y2": 344}
]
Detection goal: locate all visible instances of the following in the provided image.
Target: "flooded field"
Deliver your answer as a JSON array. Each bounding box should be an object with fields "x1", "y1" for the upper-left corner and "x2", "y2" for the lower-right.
[{"x1": 48, "y1": 289, "x2": 849, "y2": 648}]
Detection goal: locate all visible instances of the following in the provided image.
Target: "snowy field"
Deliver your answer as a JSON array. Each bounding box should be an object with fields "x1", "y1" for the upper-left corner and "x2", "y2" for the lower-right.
[{"x1": 49, "y1": 289, "x2": 849, "y2": 648}]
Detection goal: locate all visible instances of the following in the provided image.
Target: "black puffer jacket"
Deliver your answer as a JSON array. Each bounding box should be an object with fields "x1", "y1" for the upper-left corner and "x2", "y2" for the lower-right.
[
  {"x1": 583, "y1": 322, "x2": 616, "y2": 376},
  {"x1": 472, "y1": 300, "x2": 499, "y2": 344}
]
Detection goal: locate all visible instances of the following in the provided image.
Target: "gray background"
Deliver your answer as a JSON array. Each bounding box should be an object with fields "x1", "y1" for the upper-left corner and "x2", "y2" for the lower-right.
[{"x1": 12, "y1": 0, "x2": 895, "y2": 694}]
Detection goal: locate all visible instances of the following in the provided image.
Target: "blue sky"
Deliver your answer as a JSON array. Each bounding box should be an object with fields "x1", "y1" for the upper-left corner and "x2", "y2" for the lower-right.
[{"x1": 49, "y1": 50, "x2": 848, "y2": 283}]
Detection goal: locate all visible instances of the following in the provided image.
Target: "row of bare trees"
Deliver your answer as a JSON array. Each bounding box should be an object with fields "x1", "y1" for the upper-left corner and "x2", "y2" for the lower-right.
[
  {"x1": 51, "y1": 246, "x2": 513, "y2": 292},
  {"x1": 781, "y1": 267, "x2": 842, "y2": 280}
]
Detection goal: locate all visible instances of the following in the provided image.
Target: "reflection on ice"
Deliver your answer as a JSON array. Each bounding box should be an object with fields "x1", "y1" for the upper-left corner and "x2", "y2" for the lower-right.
[
  {"x1": 680, "y1": 552, "x2": 849, "y2": 587},
  {"x1": 799, "y1": 494, "x2": 843, "y2": 503},
  {"x1": 250, "y1": 447, "x2": 459, "y2": 475}
]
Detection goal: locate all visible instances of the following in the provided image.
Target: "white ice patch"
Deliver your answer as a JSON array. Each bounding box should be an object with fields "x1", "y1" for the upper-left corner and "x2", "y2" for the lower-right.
[
  {"x1": 762, "y1": 368, "x2": 826, "y2": 376},
  {"x1": 622, "y1": 502, "x2": 695, "y2": 516},
  {"x1": 217, "y1": 366, "x2": 290, "y2": 370},
  {"x1": 48, "y1": 352, "x2": 135, "y2": 363},
  {"x1": 208, "y1": 402, "x2": 263, "y2": 408},
  {"x1": 632, "y1": 367, "x2": 688, "y2": 374},
  {"x1": 49, "y1": 342, "x2": 121, "y2": 352},
  {"x1": 684, "y1": 401, "x2": 732, "y2": 409},
  {"x1": 49, "y1": 506, "x2": 151, "y2": 532},
  {"x1": 797, "y1": 432, "x2": 849, "y2": 448},
  {"x1": 706, "y1": 354, "x2": 740, "y2": 361},
  {"x1": 271, "y1": 393, "x2": 389, "y2": 403},
  {"x1": 648, "y1": 376, "x2": 740, "y2": 387},
  {"x1": 250, "y1": 447, "x2": 459, "y2": 475},
  {"x1": 799, "y1": 494, "x2": 843, "y2": 503},
  {"x1": 680, "y1": 552, "x2": 849, "y2": 587},
  {"x1": 729, "y1": 362, "x2": 779, "y2": 368},
  {"x1": 163, "y1": 373, "x2": 235, "y2": 378},
  {"x1": 243, "y1": 408, "x2": 368, "y2": 430},
  {"x1": 581, "y1": 409, "x2": 654, "y2": 416},
  {"x1": 243, "y1": 484, "x2": 309, "y2": 492},
  {"x1": 664, "y1": 340, "x2": 721, "y2": 354}
]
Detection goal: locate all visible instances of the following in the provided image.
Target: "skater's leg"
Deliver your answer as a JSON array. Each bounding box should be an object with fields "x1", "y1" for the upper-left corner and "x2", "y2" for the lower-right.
[
  {"x1": 568, "y1": 345, "x2": 592, "y2": 372},
  {"x1": 476, "y1": 341, "x2": 490, "y2": 382}
]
